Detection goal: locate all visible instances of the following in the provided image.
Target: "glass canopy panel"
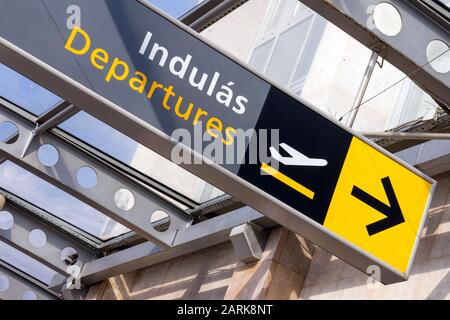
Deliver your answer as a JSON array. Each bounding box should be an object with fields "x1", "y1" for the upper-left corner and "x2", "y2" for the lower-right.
[
  {"x1": 0, "y1": 161, "x2": 130, "y2": 241},
  {"x1": 0, "y1": 64, "x2": 62, "y2": 116},
  {"x1": 0, "y1": 0, "x2": 224, "y2": 211},
  {"x1": 0, "y1": 240, "x2": 58, "y2": 285},
  {"x1": 147, "y1": 0, "x2": 207, "y2": 18},
  {"x1": 59, "y1": 111, "x2": 223, "y2": 204}
]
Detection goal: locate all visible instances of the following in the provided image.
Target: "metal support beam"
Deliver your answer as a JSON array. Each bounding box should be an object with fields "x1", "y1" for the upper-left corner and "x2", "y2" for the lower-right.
[
  {"x1": 362, "y1": 131, "x2": 450, "y2": 140},
  {"x1": 0, "y1": 262, "x2": 58, "y2": 300},
  {"x1": 0, "y1": 101, "x2": 192, "y2": 249},
  {"x1": 1, "y1": 96, "x2": 199, "y2": 210},
  {"x1": 229, "y1": 223, "x2": 268, "y2": 263},
  {"x1": 180, "y1": 0, "x2": 248, "y2": 32},
  {"x1": 396, "y1": 139, "x2": 450, "y2": 176},
  {"x1": 300, "y1": 0, "x2": 450, "y2": 107},
  {"x1": 35, "y1": 101, "x2": 73, "y2": 124},
  {"x1": 80, "y1": 207, "x2": 264, "y2": 284},
  {"x1": 0, "y1": 202, "x2": 96, "y2": 277},
  {"x1": 22, "y1": 104, "x2": 80, "y2": 158},
  {"x1": 0, "y1": 188, "x2": 104, "y2": 251},
  {"x1": 347, "y1": 51, "x2": 379, "y2": 128}
]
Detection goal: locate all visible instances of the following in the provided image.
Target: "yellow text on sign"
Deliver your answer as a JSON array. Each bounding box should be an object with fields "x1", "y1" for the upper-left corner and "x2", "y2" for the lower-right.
[{"x1": 324, "y1": 137, "x2": 432, "y2": 273}]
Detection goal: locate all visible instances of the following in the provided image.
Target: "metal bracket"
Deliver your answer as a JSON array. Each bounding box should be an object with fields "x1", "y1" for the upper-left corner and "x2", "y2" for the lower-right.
[{"x1": 229, "y1": 222, "x2": 268, "y2": 263}]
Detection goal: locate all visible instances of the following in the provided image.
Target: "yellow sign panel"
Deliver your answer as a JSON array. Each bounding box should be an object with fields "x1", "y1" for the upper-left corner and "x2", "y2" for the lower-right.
[{"x1": 324, "y1": 137, "x2": 432, "y2": 273}]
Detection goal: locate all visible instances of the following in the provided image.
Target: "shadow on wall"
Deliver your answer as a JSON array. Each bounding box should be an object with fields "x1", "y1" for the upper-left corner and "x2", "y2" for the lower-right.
[{"x1": 102, "y1": 242, "x2": 237, "y2": 300}]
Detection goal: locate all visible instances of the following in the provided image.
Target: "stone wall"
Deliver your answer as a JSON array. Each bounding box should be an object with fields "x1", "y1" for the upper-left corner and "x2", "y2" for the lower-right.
[{"x1": 86, "y1": 228, "x2": 314, "y2": 300}]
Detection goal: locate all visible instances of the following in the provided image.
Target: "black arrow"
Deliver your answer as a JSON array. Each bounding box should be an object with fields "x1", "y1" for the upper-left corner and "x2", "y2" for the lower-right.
[{"x1": 351, "y1": 177, "x2": 405, "y2": 236}]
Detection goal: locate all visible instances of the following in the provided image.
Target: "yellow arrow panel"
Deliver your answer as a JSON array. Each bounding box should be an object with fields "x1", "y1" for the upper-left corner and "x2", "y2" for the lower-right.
[{"x1": 324, "y1": 137, "x2": 432, "y2": 273}]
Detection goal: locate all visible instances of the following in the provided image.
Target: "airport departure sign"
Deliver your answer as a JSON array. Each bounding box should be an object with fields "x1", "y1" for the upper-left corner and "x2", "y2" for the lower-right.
[{"x1": 0, "y1": 0, "x2": 435, "y2": 284}]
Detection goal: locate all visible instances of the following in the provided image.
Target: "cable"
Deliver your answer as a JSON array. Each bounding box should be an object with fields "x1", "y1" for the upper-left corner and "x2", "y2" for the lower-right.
[{"x1": 338, "y1": 47, "x2": 450, "y2": 122}]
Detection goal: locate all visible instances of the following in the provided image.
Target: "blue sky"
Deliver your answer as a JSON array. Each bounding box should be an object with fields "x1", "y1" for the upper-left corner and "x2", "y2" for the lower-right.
[{"x1": 148, "y1": 0, "x2": 204, "y2": 18}]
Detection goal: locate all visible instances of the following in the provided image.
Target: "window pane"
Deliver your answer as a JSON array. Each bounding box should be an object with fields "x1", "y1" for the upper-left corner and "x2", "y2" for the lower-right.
[
  {"x1": 0, "y1": 241, "x2": 58, "y2": 285},
  {"x1": 292, "y1": 17, "x2": 326, "y2": 85},
  {"x1": 60, "y1": 112, "x2": 216, "y2": 203},
  {"x1": 0, "y1": 161, "x2": 129, "y2": 240},
  {"x1": 249, "y1": 39, "x2": 275, "y2": 72},
  {"x1": 147, "y1": 0, "x2": 206, "y2": 18},
  {"x1": 266, "y1": 0, "x2": 284, "y2": 32},
  {"x1": 0, "y1": 64, "x2": 62, "y2": 116},
  {"x1": 266, "y1": 17, "x2": 313, "y2": 86}
]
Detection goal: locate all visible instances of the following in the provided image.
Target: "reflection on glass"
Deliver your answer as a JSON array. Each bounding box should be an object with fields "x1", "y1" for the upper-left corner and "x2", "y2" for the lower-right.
[
  {"x1": 147, "y1": 0, "x2": 206, "y2": 18},
  {"x1": 0, "y1": 64, "x2": 62, "y2": 116},
  {"x1": 266, "y1": 17, "x2": 313, "y2": 86},
  {"x1": 60, "y1": 111, "x2": 222, "y2": 203},
  {"x1": 0, "y1": 161, "x2": 130, "y2": 240},
  {"x1": 0, "y1": 121, "x2": 19, "y2": 144},
  {"x1": 426, "y1": 40, "x2": 450, "y2": 74},
  {"x1": 0, "y1": 240, "x2": 57, "y2": 285}
]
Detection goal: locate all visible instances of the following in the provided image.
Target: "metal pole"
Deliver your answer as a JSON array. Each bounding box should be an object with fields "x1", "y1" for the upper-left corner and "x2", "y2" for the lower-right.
[
  {"x1": 362, "y1": 131, "x2": 450, "y2": 140},
  {"x1": 347, "y1": 51, "x2": 379, "y2": 128}
]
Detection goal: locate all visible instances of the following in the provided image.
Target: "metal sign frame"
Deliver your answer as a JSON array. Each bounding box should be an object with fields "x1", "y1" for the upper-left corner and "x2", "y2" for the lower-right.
[{"x1": 0, "y1": 0, "x2": 436, "y2": 284}]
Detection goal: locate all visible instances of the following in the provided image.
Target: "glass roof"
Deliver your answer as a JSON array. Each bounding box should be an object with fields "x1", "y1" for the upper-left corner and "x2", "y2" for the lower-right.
[
  {"x1": 0, "y1": 241, "x2": 58, "y2": 285},
  {"x1": 0, "y1": 62, "x2": 224, "y2": 206},
  {"x1": 146, "y1": 0, "x2": 207, "y2": 18},
  {"x1": 0, "y1": 64, "x2": 62, "y2": 116},
  {"x1": 0, "y1": 0, "x2": 223, "y2": 287},
  {"x1": 0, "y1": 161, "x2": 130, "y2": 240}
]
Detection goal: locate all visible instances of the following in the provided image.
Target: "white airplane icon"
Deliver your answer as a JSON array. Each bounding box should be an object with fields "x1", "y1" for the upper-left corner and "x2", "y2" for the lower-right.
[{"x1": 269, "y1": 143, "x2": 328, "y2": 167}]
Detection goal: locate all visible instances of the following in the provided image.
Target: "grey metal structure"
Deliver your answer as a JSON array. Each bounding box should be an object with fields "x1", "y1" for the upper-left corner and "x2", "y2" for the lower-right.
[
  {"x1": 181, "y1": 0, "x2": 249, "y2": 32},
  {"x1": 80, "y1": 207, "x2": 266, "y2": 285},
  {"x1": 299, "y1": 0, "x2": 450, "y2": 108},
  {"x1": 0, "y1": 93, "x2": 272, "y2": 297},
  {"x1": 0, "y1": 262, "x2": 58, "y2": 300},
  {"x1": 0, "y1": 98, "x2": 193, "y2": 249},
  {"x1": 347, "y1": 51, "x2": 379, "y2": 128},
  {"x1": 229, "y1": 223, "x2": 268, "y2": 264},
  {"x1": 363, "y1": 131, "x2": 450, "y2": 140},
  {"x1": 0, "y1": 201, "x2": 96, "y2": 276}
]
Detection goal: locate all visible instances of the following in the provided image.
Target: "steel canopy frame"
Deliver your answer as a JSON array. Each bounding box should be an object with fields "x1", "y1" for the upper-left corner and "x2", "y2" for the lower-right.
[
  {"x1": 0, "y1": 201, "x2": 96, "y2": 277},
  {"x1": 0, "y1": 101, "x2": 192, "y2": 249},
  {"x1": 80, "y1": 207, "x2": 264, "y2": 285},
  {"x1": 180, "y1": 0, "x2": 249, "y2": 32},
  {"x1": 299, "y1": 0, "x2": 450, "y2": 107}
]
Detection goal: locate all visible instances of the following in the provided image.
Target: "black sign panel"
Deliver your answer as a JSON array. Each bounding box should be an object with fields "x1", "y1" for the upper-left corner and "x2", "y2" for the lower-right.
[{"x1": 238, "y1": 87, "x2": 353, "y2": 225}]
